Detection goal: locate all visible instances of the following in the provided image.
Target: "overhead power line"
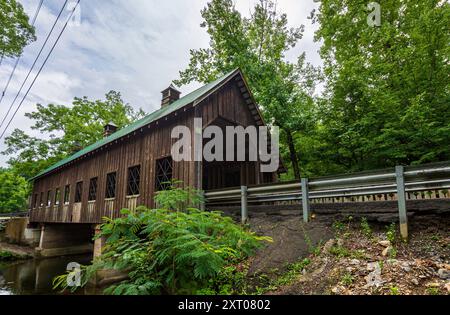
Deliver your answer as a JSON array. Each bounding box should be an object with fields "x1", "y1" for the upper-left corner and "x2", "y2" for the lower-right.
[
  {"x1": 0, "y1": 0, "x2": 81, "y2": 140},
  {"x1": 0, "y1": 0, "x2": 45, "y2": 105},
  {"x1": 0, "y1": 0, "x2": 68, "y2": 132}
]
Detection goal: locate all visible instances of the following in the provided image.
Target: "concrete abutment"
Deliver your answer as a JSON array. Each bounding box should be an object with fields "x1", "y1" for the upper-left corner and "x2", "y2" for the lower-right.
[{"x1": 35, "y1": 223, "x2": 94, "y2": 258}]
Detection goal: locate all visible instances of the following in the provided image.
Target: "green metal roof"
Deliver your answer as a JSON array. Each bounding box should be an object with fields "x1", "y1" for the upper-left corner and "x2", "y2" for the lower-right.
[{"x1": 31, "y1": 68, "x2": 240, "y2": 181}]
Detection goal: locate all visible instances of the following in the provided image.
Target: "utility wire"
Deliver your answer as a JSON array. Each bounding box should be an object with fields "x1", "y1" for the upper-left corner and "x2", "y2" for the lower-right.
[
  {"x1": 0, "y1": 0, "x2": 67, "y2": 132},
  {"x1": 0, "y1": 0, "x2": 44, "y2": 105},
  {"x1": 0, "y1": 0, "x2": 81, "y2": 140}
]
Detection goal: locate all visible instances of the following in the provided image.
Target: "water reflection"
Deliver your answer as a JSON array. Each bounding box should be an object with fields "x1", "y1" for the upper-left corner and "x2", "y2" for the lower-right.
[{"x1": 0, "y1": 255, "x2": 93, "y2": 295}]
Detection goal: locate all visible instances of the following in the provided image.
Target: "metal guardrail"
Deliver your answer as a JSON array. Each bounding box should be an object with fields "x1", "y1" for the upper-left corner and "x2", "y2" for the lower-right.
[
  {"x1": 205, "y1": 162, "x2": 450, "y2": 239},
  {"x1": 0, "y1": 211, "x2": 29, "y2": 218}
]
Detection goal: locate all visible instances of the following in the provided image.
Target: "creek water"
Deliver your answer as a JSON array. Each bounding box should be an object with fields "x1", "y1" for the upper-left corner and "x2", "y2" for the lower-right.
[{"x1": 0, "y1": 254, "x2": 93, "y2": 295}]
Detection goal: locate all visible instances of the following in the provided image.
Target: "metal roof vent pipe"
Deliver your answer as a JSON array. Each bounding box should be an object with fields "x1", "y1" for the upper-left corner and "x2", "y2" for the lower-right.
[
  {"x1": 161, "y1": 84, "x2": 181, "y2": 107},
  {"x1": 103, "y1": 122, "x2": 118, "y2": 138}
]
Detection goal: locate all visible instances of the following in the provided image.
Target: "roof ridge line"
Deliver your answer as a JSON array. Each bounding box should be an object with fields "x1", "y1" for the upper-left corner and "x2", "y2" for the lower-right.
[{"x1": 30, "y1": 68, "x2": 241, "y2": 181}]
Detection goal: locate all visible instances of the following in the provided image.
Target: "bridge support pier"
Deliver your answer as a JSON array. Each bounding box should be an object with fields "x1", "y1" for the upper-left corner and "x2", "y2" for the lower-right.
[
  {"x1": 93, "y1": 224, "x2": 106, "y2": 258},
  {"x1": 35, "y1": 223, "x2": 93, "y2": 258}
]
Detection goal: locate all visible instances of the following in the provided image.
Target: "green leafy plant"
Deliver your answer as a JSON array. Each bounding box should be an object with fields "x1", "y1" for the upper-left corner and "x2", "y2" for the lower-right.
[
  {"x1": 341, "y1": 272, "x2": 354, "y2": 286},
  {"x1": 332, "y1": 220, "x2": 346, "y2": 234},
  {"x1": 0, "y1": 251, "x2": 14, "y2": 261},
  {"x1": 329, "y1": 245, "x2": 366, "y2": 260},
  {"x1": 276, "y1": 258, "x2": 311, "y2": 286},
  {"x1": 360, "y1": 217, "x2": 372, "y2": 238},
  {"x1": 0, "y1": 250, "x2": 27, "y2": 261},
  {"x1": 386, "y1": 222, "x2": 397, "y2": 243},
  {"x1": 389, "y1": 286, "x2": 399, "y2": 295},
  {"x1": 302, "y1": 226, "x2": 322, "y2": 256},
  {"x1": 53, "y1": 184, "x2": 271, "y2": 295},
  {"x1": 426, "y1": 287, "x2": 440, "y2": 295},
  {"x1": 389, "y1": 247, "x2": 398, "y2": 259}
]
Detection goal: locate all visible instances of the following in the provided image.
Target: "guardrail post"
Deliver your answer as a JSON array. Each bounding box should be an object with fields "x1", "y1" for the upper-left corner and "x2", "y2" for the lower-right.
[
  {"x1": 395, "y1": 166, "x2": 408, "y2": 239},
  {"x1": 241, "y1": 186, "x2": 248, "y2": 224},
  {"x1": 301, "y1": 178, "x2": 310, "y2": 223}
]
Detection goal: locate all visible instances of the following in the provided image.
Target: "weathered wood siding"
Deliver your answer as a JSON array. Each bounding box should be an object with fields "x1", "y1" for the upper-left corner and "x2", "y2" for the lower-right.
[{"x1": 29, "y1": 79, "x2": 275, "y2": 224}]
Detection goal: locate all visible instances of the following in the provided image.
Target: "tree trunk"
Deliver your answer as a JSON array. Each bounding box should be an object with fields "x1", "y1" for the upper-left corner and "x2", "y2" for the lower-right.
[{"x1": 285, "y1": 128, "x2": 301, "y2": 179}]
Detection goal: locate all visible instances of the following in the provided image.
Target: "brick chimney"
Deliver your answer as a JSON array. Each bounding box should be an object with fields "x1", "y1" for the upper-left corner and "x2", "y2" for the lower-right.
[
  {"x1": 103, "y1": 122, "x2": 118, "y2": 138},
  {"x1": 161, "y1": 84, "x2": 181, "y2": 107}
]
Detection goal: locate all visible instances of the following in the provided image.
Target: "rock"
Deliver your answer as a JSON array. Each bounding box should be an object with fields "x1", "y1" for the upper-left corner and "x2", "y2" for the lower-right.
[
  {"x1": 387, "y1": 259, "x2": 398, "y2": 265},
  {"x1": 378, "y1": 240, "x2": 391, "y2": 247},
  {"x1": 331, "y1": 285, "x2": 346, "y2": 294},
  {"x1": 382, "y1": 246, "x2": 392, "y2": 257},
  {"x1": 364, "y1": 263, "x2": 383, "y2": 288},
  {"x1": 322, "y1": 239, "x2": 336, "y2": 254},
  {"x1": 411, "y1": 278, "x2": 419, "y2": 286},
  {"x1": 425, "y1": 282, "x2": 440, "y2": 288},
  {"x1": 337, "y1": 238, "x2": 344, "y2": 247},
  {"x1": 437, "y1": 263, "x2": 450, "y2": 271},
  {"x1": 400, "y1": 262, "x2": 411, "y2": 272},
  {"x1": 445, "y1": 282, "x2": 450, "y2": 293},
  {"x1": 437, "y1": 268, "x2": 450, "y2": 280},
  {"x1": 367, "y1": 262, "x2": 378, "y2": 271},
  {"x1": 350, "y1": 259, "x2": 360, "y2": 265},
  {"x1": 346, "y1": 267, "x2": 354, "y2": 272}
]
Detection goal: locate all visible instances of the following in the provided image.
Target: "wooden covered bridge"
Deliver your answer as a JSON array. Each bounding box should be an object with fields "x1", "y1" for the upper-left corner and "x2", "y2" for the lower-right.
[{"x1": 27, "y1": 69, "x2": 281, "y2": 256}]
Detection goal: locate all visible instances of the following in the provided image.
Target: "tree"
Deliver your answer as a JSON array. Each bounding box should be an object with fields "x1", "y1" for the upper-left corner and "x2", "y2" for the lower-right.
[
  {"x1": 3, "y1": 91, "x2": 146, "y2": 179},
  {"x1": 312, "y1": 0, "x2": 450, "y2": 171},
  {"x1": 0, "y1": 168, "x2": 29, "y2": 213},
  {"x1": 176, "y1": 0, "x2": 318, "y2": 179},
  {"x1": 0, "y1": 0, "x2": 36, "y2": 58}
]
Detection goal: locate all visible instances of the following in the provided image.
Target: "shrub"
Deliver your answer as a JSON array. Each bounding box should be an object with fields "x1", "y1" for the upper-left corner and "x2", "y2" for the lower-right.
[
  {"x1": 360, "y1": 217, "x2": 372, "y2": 238},
  {"x1": 54, "y1": 184, "x2": 271, "y2": 295},
  {"x1": 386, "y1": 222, "x2": 397, "y2": 243}
]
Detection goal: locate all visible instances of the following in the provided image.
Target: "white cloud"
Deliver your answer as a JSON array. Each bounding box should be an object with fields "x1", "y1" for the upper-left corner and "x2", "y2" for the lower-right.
[{"x1": 0, "y1": 0, "x2": 322, "y2": 166}]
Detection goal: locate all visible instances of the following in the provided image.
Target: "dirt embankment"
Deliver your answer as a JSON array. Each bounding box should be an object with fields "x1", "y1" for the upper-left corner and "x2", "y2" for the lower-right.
[{"x1": 246, "y1": 213, "x2": 449, "y2": 295}]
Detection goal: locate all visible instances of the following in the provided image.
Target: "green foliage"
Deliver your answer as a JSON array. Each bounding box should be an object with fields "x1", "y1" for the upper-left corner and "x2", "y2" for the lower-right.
[
  {"x1": 176, "y1": 0, "x2": 318, "y2": 178},
  {"x1": 360, "y1": 217, "x2": 372, "y2": 238},
  {"x1": 329, "y1": 245, "x2": 366, "y2": 260},
  {"x1": 154, "y1": 180, "x2": 204, "y2": 211},
  {"x1": 0, "y1": 250, "x2": 27, "y2": 261},
  {"x1": 0, "y1": 0, "x2": 36, "y2": 58},
  {"x1": 341, "y1": 272, "x2": 354, "y2": 286},
  {"x1": 389, "y1": 247, "x2": 398, "y2": 259},
  {"x1": 386, "y1": 223, "x2": 397, "y2": 243},
  {"x1": 253, "y1": 258, "x2": 311, "y2": 294},
  {"x1": 275, "y1": 258, "x2": 311, "y2": 287},
  {"x1": 302, "y1": 226, "x2": 322, "y2": 256},
  {"x1": 312, "y1": 0, "x2": 450, "y2": 170},
  {"x1": 3, "y1": 91, "x2": 146, "y2": 179},
  {"x1": 332, "y1": 220, "x2": 346, "y2": 234},
  {"x1": 54, "y1": 186, "x2": 271, "y2": 295},
  {"x1": 426, "y1": 287, "x2": 440, "y2": 295},
  {"x1": 0, "y1": 251, "x2": 14, "y2": 261},
  {"x1": 0, "y1": 168, "x2": 29, "y2": 213},
  {"x1": 52, "y1": 263, "x2": 99, "y2": 293},
  {"x1": 197, "y1": 265, "x2": 248, "y2": 295},
  {"x1": 389, "y1": 286, "x2": 399, "y2": 295}
]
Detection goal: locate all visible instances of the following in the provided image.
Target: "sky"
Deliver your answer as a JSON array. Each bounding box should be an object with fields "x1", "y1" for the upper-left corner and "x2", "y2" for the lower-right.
[{"x1": 0, "y1": 0, "x2": 322, "y2": 167}]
